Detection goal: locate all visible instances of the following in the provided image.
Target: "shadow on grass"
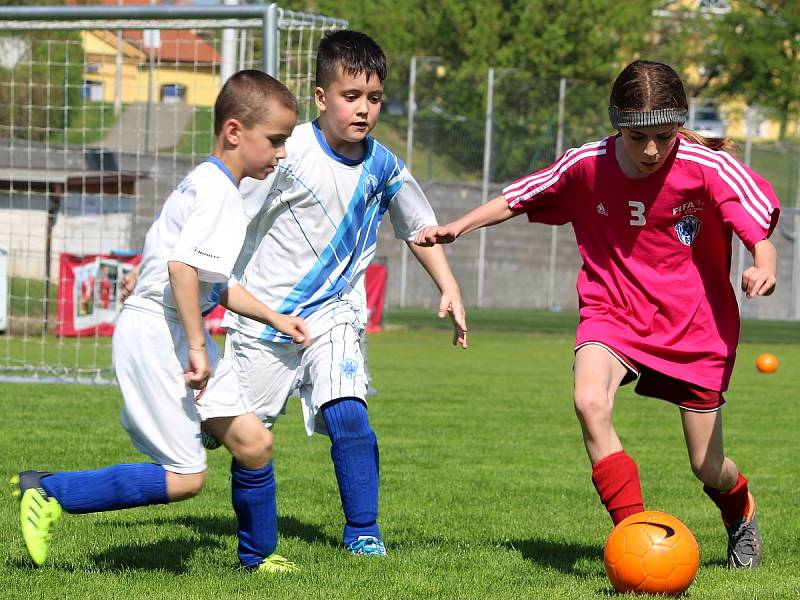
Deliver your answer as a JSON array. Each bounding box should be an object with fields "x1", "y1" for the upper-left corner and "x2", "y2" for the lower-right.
[
  {"x1": 503, "y1": 537, "x2": 600, "y2": 576},
  {"x1": 91, "y1": 537, "x2": 217, "y2": 573},
  {"x1": 179, "y1": 514, "x2": 338, "y2": 547},
  {"x1": 9, "y1": 514, "x2": 336, "y2": 574}
]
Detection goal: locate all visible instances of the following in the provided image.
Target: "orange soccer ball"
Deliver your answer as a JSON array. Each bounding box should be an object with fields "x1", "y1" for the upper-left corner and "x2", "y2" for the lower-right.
[
  {"x1": 604, "y1": 511, "x2": 700, "y2": 596},
  {"x1": 756, "y1": 352, "x2": 779, "y2": 373}
]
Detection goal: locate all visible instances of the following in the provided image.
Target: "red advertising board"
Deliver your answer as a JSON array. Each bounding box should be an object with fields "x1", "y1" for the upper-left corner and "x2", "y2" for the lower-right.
[
  {"x1": 56, "y1": 253, "x2": 142, "y2": 337},
  {"x1": 57, "y1": 254, "x2": 388, "y2": 336}
]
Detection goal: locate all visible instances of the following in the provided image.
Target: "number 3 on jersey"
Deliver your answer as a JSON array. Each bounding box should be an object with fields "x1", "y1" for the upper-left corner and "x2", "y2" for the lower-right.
[{"x1": 628, "y1": 200, "x2": 646, "y2": 226}]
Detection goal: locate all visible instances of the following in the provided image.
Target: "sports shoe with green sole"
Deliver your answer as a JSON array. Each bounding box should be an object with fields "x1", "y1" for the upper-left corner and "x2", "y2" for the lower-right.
[
  {"x1": 254, "y1": 553, "x2": 299, "y2": 573},
  {"x1": 10, "y1": 471, "x2": 62, "y2": 566},
  {"x1": 725, "y1": 492, "x2": 763, "y2": 569}
]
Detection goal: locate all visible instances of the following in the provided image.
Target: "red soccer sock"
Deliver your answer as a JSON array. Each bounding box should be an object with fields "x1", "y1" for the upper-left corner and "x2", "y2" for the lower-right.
[
  {"x1": 591, "y1": 450, "x2": 645, "y2": 525},
  {"x1": 703, "y1": 472, "x2": 750, "y2": 526}
]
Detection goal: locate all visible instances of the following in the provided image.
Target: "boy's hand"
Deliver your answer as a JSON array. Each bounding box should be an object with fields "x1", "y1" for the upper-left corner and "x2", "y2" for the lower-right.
[
  {"x1": 439, "y1": 288, "x2": 468, "y2": 349},
  {"x1": 742, "y1": 266, "x2": 776, "y2": 298},
  {"x1": 271, "y1": 314, "x2": 311, "y2": 346},
  {"x1": 414, "y1": 225, "x2": 458, "y2": 247},
  {"x1": 120, "y1": 267, "x2": 139, "y2": 301},
  {"x1": 185, "y1": 346, "x2": 211, "y2": 391}
]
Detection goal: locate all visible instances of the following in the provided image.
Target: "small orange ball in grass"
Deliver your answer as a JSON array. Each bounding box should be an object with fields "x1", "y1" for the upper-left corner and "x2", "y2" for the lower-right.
[{"x1": 756, "y1": 353, "x2": 778, "y2": 373}]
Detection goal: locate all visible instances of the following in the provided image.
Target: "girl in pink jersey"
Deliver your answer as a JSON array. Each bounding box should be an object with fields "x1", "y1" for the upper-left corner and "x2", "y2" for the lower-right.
[{"x1": 415, "y1": 60, "x2": 779, "y2": 569}]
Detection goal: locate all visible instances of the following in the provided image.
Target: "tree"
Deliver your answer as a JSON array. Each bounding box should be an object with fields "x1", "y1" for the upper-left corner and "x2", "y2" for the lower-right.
[
  {"x1": 0, "y1": 1, "x2": 86, "y2": 141},
  {"x1": 711, "y1": 2, "x2": 800, "y2": 139}
]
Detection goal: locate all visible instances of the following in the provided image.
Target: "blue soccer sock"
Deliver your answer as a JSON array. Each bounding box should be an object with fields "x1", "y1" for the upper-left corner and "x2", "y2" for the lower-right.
[
  {"x1": 40, "y1": 463, "x2": 168, "y2": 514},
  {"x1": 231, "y1": 459, "x2": 278, "y2": 568},
  {"x1": 321, "y1": 398, "x2": 381, "y2": 545}
]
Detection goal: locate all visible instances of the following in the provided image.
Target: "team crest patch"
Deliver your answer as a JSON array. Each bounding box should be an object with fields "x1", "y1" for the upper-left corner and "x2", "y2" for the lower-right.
[
  {"x1": 363, "y1": 174, "x2": 379, "y2": 198},
  {"x1": 339, "y1": 358, "x2": 359, "y2": 378},
  {"x1": 674, "y1": 214, "x2": 702, "y2": 246}
]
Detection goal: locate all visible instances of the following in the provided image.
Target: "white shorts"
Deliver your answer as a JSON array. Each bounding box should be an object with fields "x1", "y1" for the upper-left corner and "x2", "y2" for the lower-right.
[
  {"x1": 113, "y1": 305, "x2": 250, "y2": 473},
  {"x1": 226, "y1": 322, "x2": 369, "y2": 436}
]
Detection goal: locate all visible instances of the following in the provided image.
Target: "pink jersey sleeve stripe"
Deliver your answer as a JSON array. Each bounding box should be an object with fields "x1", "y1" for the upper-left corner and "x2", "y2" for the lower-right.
[
  {"x1": 504, "y1": 139, "x2": 607, "y2": 197},
  {"x1": 504, "y1": 143, "x2": 607, "y2": 207},
  {"x1": 678, "y1": 141, "x2": 775, "y2": 220},
  {"x1": 676, "y1": 151, "x2": 771, "y2": 229}
]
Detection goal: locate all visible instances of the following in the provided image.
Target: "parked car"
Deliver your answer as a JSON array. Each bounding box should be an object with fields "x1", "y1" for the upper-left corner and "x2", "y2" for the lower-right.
[
  {"x1": 381, "y1": 99, "x2": 405, "y2": 117},
  {"x1": 692, "y1": 104, "x2": 726, "y2": 139}
]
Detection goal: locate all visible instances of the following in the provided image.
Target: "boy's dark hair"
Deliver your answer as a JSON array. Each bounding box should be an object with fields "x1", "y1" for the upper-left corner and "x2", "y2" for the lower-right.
[
  {"x1": 214, "y1": 70, "x2": 298, "y2": 135},
  {"x1": 315, "y1": 30, "x2": 387, "y2": 88},
  {"x1": 609, "y1": 60, "x2": 687, "y2": 113}
]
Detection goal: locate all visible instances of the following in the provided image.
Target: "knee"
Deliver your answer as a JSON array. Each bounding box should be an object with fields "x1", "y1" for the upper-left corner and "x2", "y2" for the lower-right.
[
  {"x1": 689, "y1": 455, "x2": 724, "y2": 487},
  {"x1": 573, "y1": 386, "x2": 612, "y2": 425},
  {"x1": 231, "y1": 426, "x2": 273, "y2": 469},
  {"x1": 168, "y1": 470, "x2": 207, "y2": 501}
]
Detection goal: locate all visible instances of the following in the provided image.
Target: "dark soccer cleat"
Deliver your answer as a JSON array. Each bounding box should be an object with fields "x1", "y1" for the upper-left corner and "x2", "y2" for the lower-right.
[
  {"x1": 725, "y1": 492, "x2": 762, "y2": 569},
  {"x1": 11, "y1": 471, "x2": 62, "y2": 566}
]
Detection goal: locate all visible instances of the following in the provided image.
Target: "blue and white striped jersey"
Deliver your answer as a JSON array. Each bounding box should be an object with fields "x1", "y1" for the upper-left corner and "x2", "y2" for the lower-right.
[{"x1": 225, "y1": 120, "x2": 437, "y2": 342}]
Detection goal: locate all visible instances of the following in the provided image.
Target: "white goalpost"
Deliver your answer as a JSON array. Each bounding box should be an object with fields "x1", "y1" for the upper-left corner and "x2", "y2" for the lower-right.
[{"x1": 0, "y1": 3, "x2": 346, "y2": 383}]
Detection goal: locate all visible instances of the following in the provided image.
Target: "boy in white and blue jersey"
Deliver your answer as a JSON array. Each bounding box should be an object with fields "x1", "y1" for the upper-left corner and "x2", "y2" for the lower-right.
[
  {"x1": 220, "y1": 31, "x2": 468, "y2": 557},
  {"x1": 14, "y1": 71, "x2": 309, "y2": 573}
]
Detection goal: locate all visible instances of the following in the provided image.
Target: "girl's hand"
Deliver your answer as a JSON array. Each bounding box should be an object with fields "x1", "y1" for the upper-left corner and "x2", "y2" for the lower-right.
[
  {"x1": 741, "y1": 266, "x2": 776, "y2": 298},
  {"x1": 414, "y1": 225, "x2": 458, "y2": 247}
]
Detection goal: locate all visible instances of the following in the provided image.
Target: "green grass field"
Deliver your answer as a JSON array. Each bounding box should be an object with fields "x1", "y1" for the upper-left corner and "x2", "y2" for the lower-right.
[{"x1": 1, "y1": 311, "x2": 799, "y2": 599}]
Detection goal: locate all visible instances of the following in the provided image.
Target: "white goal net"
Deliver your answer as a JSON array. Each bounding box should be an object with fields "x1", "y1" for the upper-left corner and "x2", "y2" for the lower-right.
[{"x1": 0, "y1": 4, "x2": 345, "y2": 383}]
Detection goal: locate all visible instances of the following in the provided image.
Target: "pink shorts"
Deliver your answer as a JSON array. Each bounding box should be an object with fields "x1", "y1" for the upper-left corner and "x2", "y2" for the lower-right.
[{"x1": 579, "y1": 342, "x2": 726, "y2": 412}]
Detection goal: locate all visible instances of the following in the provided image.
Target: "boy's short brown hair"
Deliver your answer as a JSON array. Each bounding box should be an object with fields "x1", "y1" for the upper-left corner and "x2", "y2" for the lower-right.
[
  {"x1": 315, "y1": 30, "x2": 387, "y2": 88},
  {"x1": 214, "y1": 70, "x2": 298, "y2": 135}
]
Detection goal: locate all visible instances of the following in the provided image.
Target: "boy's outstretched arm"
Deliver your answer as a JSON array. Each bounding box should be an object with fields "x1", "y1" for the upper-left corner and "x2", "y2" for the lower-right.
[
  {"x1": 168, "y1": 261, "x2": 211, "y2": 390},
  {"x1": 407, "y1": 243, "x2": 468, "y2": 348},
  {"x1": 221, "y1": 283, "x2": 310, "y2": 345},
  {"x1": 415, "y1": 195, "x2": 517, "y2": 246},
  {"x1": 742, "y1": 239, "x2": 777, "y2": 298}
]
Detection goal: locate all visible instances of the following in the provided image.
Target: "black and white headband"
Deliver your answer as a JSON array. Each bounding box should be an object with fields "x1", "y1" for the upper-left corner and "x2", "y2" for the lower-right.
[{"x1": 608, "y1": 106, "x2": 688, "y2": 129}]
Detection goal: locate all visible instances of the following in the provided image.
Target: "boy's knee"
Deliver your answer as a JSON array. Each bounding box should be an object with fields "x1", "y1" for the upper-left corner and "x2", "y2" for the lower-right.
[
  {"x1": 167, "y1": 470, "x2": 207, "y2": 501},
  {"x1": 230, "y1": 427, "x2": 273, "y2": 469}
]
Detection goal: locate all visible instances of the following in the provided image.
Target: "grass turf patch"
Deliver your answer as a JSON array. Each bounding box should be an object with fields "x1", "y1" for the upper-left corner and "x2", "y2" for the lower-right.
[{"x1": 1, "y1": 324, "x2": 798, "y2": 598}]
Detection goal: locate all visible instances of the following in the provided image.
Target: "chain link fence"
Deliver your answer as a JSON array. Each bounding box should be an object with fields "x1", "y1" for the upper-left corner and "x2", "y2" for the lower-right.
[
  {"x1": 0, "y1": 3, "x2": 345, "y2": 381},
  {"x1": 372, "y1": 60, "x2": 800, "y2": 320}
]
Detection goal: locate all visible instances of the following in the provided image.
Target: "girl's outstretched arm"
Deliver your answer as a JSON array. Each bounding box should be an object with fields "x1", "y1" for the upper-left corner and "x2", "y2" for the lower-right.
[{"x1": 414, "y1": 195, "x2": 517, "y2": 246}]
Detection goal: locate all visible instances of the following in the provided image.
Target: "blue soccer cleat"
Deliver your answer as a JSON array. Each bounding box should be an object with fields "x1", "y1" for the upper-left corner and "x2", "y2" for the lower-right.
[{"x1": 345, "y1": 535, "x2": 387, "y2": 556}]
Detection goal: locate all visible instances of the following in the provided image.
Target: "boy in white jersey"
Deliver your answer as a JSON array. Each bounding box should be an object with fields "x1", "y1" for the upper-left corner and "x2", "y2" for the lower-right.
[
  {"x1": 217, "y1": 31, "x2": 468, "y2": 556},
  {"x1": 13, "y1": 71, "x2": 310, "y2": 573}
]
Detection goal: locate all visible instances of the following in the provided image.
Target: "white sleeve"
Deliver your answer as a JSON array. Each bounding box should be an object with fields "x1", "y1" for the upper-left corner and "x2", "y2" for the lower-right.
[
  {"x1": 388, "y1": 168, "x2": 437, "y2": 242},
  {"x1": 169, "y1": 184, "x2": 246, "y2": 283},
  {"x1": 239, "y1": 171, "x2": 281, "y2": 221}
]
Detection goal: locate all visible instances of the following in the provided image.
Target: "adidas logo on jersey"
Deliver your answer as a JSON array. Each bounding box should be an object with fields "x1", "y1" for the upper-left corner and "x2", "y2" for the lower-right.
[{"x1": 596, "y1": 203, "x2": 608, "y2": 216}]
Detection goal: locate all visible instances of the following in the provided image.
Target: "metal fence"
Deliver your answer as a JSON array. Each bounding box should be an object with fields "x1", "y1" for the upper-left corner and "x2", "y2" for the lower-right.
[
  {"x1": 372, "y1": 58, "x2": 800, "y2": 321},
  {"x1": 0, "y1": 5, "x2": 798, "y2": 383},
  {"x1": 0, "y1": 3, "x2": 345, "y2": 382}
]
